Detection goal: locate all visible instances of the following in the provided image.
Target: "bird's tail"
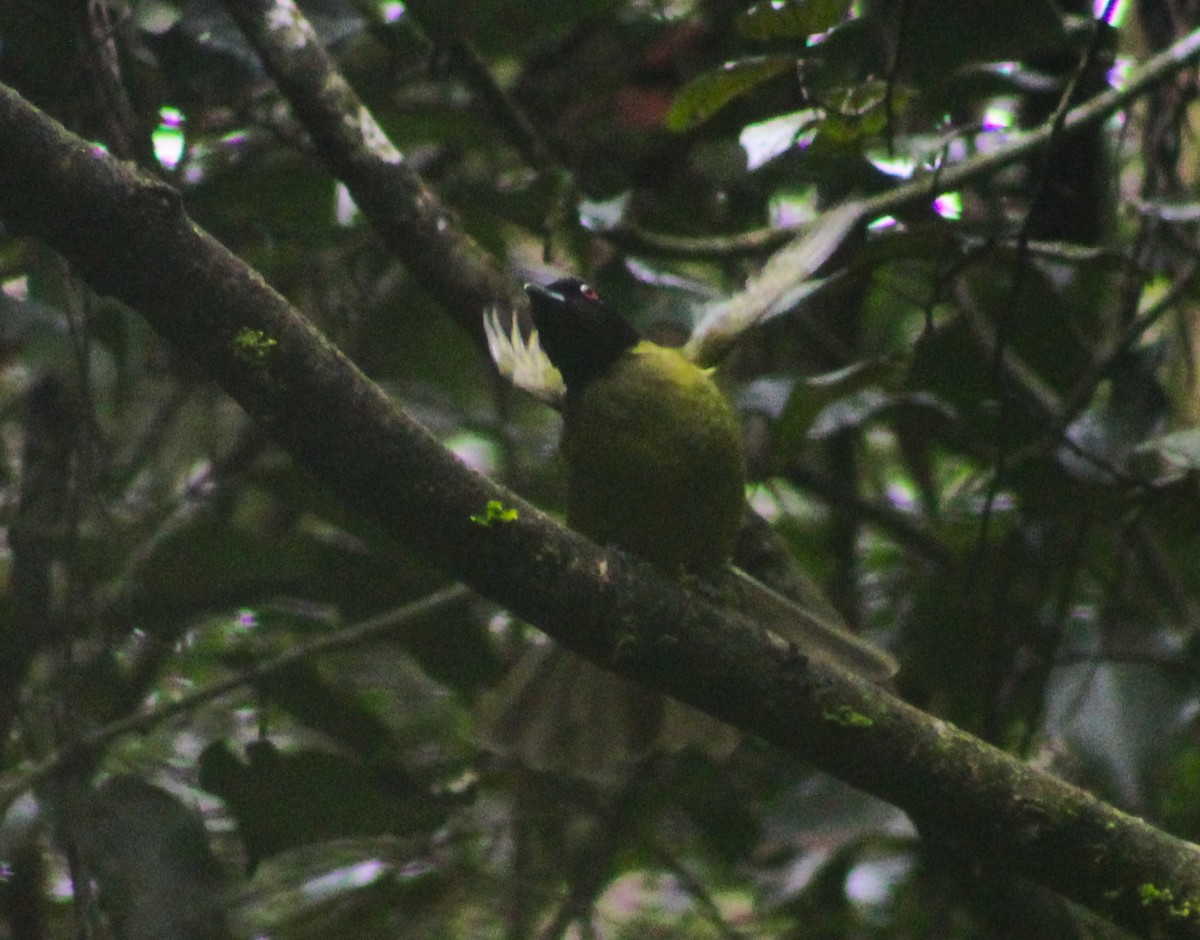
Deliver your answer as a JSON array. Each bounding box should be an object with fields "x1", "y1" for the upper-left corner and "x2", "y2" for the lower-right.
[
  {"x1": 727, "y1": 566, "x2": 898, "y2": 682},
  {"x1": 477, "y1": 641, "x2": 738, "y2": 785}
]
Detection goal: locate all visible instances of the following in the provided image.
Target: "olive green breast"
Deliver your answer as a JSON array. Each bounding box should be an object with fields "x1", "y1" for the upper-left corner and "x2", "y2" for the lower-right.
[{"x1": 560, "y1": 341, "x2": 745, "y2": 576}]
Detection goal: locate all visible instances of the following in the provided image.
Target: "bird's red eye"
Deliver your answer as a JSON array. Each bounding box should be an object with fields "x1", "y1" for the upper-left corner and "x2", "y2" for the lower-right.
[{"x1": 579, "y1": 283, "x2": 600, "y2": 301}]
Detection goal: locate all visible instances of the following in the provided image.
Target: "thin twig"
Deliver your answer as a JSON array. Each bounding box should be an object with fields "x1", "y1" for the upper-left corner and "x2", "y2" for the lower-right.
[
  {"x1": 606, "y1": 28, "x2": 1200, "y2": 263},
  {"x1": 0, "y1": 584, "x2": 472, "y2": 814}
]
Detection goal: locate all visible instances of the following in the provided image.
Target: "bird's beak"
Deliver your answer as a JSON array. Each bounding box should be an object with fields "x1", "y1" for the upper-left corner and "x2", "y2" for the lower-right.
[{"x1": 524, "y1": 281, "x2": 564, "y2": 305}]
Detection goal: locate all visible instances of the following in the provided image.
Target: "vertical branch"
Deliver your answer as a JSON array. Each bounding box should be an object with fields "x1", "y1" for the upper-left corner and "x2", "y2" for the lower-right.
[{"x1": 2, "y1": 374, "x2": 77, "y2": 750}]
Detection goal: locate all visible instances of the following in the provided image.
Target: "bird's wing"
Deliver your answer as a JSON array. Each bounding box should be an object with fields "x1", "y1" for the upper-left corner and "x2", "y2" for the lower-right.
[
  {"x1": 483, "y1": 305, "x2": 566, "y2": 405},
  {"x1": 685, "y1": 199, "x2": 865, "y2": 367}
]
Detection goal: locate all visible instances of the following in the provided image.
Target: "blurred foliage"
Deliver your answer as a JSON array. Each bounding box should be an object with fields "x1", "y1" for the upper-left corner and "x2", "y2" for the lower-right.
[{"x1": 0, "y1": 0, "x2": 1199, "y2": 937}]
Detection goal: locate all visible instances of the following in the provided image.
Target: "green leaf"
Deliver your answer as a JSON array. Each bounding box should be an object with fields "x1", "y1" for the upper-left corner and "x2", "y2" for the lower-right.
[
  {"x1": 1139, "y1": 429, "x2": 1200, "y2": 471},
  {"x1": 77, "y1": 777, "x2": 227, "y2": 940},
  {"x1": 469, "y1": 499, "x2": 519, "y2": 526},
  {"x1": 665, "y1": 55, "x2": 795, "y2": 132},
  {"x1": 200, "y1": 740, "x2": 440, "y2": 870},
  {"x1": 773, "y1": 354, "x2": 911, "y2": 468},
  {"x1": 738, "y1": 0, "x2": 854, "y2": 42},
  {"x1": 740, "y1": 108, "x2": 824, "y2": 169}
]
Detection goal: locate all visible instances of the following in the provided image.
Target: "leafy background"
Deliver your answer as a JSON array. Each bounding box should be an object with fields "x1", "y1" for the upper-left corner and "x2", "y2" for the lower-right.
[{"x1": 2, "y1": 0, "x2": 1200, "y2": 937}]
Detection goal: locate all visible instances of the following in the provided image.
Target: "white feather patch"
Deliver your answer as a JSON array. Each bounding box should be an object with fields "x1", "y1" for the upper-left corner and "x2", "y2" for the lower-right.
[{"x1": 483, "y1": 305, "x2": 566, "y2": 405}]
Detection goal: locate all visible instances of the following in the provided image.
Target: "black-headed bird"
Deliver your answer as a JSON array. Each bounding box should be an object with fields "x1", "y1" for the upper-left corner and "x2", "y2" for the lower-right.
[{"x1": 480, "y1": 276, "x2": 895, "y2": 782}]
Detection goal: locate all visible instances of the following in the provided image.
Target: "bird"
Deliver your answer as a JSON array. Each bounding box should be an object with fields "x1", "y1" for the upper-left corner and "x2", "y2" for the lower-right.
[{"x1": 479, "y1": 277, "x2": 896, "y2": 782}]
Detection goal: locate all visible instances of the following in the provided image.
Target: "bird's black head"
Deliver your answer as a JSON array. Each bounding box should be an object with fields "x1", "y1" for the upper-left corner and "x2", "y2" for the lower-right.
[{"x1": 526, "y1": 278, "x2": 640, "y2": 391}]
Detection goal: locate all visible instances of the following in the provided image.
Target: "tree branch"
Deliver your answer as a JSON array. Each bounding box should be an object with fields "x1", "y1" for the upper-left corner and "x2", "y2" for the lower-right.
[
  {"x1": 614, "y1": 28, "x2": 1200, "y2": 262},
  {"x1": 0, "y1": 585, "x2": 472, "y2": 803},
  {"x1": 219, "y1": 0, "x2": 525, "y2": 343}
]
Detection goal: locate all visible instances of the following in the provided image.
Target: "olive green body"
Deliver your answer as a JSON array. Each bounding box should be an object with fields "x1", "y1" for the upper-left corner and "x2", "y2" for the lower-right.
[
  {"x1": 480, "y1": 281, "x2": 898, "y2": 780},
  {"x1": 560, "y1": 341, "x2": 745, "y2": 576}
]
